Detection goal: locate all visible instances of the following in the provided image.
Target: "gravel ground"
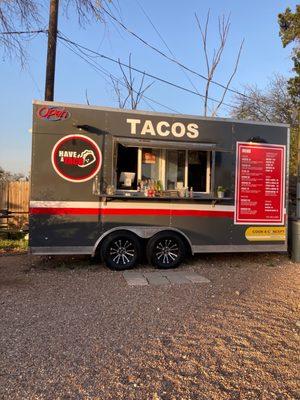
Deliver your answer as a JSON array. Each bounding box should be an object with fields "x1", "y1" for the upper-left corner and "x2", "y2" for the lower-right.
[{"x1": 0, "y1": 252, "x2": 299, "y2": 400}]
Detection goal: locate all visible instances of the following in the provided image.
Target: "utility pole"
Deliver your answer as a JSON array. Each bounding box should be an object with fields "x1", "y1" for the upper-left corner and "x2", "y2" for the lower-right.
[
  {"x1": 291, "y1": 110, "x2": 300, "y2": 261},
  {"x1": 45, "y1": 0, "x2": 59, "y2": 101}
]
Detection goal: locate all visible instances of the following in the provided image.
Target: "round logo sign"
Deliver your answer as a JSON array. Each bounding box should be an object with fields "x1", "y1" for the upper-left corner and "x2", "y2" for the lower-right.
[{"x1": 51, "y1": 134, "x2": 102, "y2": 182}]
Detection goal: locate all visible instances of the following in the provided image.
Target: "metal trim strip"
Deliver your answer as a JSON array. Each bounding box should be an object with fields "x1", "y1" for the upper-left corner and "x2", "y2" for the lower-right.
[
  {"x1": 30, "y1": 246, "x2": 93, "y2": 255},
  {"x1": 29, "y1": 200, "x2": 235, "y2": 211},
  {"x1": 192, "y1": 244, "x2": 287, "y2": 253}
]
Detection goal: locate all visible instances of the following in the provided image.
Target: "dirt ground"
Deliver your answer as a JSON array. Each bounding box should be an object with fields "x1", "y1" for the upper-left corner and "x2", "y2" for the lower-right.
[{"x1": 0, "y1": 252, "x2": 299, "y2": 400}]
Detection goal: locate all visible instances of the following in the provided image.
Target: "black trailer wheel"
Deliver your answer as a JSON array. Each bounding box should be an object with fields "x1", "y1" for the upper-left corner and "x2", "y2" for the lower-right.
[
  {"x1": 101, "y1": 231, "x2": 141, "y2": 271},
  {"x1": 147, "y1": 232, "x2": 186, "y2": 269}
]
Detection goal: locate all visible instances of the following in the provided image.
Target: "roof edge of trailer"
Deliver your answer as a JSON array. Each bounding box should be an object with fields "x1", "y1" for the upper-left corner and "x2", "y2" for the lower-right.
[{"x1": 32, "y1": 100, "x2": 290, "y2": 128}]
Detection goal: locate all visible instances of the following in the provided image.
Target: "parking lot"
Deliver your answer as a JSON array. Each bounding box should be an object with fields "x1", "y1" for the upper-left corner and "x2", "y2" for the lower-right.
[{"x1": 0, "y1": 252, "x2": 299, "y2": 400}]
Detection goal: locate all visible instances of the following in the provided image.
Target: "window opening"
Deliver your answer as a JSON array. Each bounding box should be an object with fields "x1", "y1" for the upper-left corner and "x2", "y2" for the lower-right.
[
  {"x1": 116, "y1": 144, "x2": 138, "y2": 190},
  {"x1": 187, "y1": 151, "x2": 208, "y2": 192}
]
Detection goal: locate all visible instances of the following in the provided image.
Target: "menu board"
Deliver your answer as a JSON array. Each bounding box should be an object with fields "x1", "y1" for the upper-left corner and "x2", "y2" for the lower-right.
[{"x1": 234, "y1": 142, "x2": 285, "y2": 225}]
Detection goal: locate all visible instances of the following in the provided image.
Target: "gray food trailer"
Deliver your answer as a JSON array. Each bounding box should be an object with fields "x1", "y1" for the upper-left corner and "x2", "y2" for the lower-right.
[{"x1": 30, "y1": 100, "x2": 289, "y2": 270}]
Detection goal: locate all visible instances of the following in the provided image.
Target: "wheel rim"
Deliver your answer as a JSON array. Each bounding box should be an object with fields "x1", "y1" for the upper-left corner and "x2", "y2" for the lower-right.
[
  {"x1": 109, "y1": 238, "x2": 136, "y2": 266},
  {"x1": 154, "y1": 238, "x2": 179, "y2": 265}
]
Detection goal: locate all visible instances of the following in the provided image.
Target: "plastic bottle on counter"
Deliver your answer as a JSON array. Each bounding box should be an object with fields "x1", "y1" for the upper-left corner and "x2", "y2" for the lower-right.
[{"x1": 189, "y1": 187, "x2": 193, "y2": 198}]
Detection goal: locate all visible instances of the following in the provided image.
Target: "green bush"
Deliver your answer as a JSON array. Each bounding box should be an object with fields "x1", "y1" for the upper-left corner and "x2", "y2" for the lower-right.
[{"x1": 0, "y1": 239, "x2": 28, "y2": 252}]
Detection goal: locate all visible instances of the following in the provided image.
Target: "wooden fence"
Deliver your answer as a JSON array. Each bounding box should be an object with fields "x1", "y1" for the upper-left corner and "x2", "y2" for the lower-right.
[{"x1": 0, "y1": 181, "x2": 30, "y2": 229}]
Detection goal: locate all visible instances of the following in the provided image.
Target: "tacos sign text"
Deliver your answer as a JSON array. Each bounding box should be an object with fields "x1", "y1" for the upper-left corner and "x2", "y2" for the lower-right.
[{"x1": 126, "y1": 118, "x2": 199, "y2": 139}]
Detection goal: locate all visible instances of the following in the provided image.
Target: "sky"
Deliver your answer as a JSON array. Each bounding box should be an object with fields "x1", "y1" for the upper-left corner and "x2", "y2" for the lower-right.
[{"x1": 0, "y1": 0, "x2": 297, "y2": 174}]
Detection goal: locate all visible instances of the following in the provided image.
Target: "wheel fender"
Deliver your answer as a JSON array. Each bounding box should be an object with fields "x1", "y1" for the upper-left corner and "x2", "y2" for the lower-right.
[{"x1": 92, "y1": 226, "x2": 193, "y2": 256}]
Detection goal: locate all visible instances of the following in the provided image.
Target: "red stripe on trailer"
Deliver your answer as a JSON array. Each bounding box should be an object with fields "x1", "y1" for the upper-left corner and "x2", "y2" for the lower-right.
[
  {"x1": 171, "y1": 209, "x2": 233, "y2": 217},
  {"x1": 29, "y1": 207, "x2": 234, "y2": 218}
]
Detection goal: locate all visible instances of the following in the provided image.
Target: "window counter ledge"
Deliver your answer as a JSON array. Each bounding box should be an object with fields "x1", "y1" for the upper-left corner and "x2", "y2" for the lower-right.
[{"x1": 99, "y1": 194, "x2": 233, "y2": 202}]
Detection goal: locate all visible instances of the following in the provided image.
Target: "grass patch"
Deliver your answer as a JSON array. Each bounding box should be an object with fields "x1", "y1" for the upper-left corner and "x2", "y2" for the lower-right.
[{"x1": 0, "y1": 239, "x2": 28, "y2": 253}]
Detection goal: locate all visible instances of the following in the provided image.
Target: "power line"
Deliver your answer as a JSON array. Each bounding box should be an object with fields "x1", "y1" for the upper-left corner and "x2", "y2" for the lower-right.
[
  {"x1": 60, "y1": 32, "x2": 270, "y2": 121},
  {"x1": 101, "y1": 6, "x2": 249, "y2": 100},
  {"x1": 58, "y1": 34, "x2": 180, "y2": 113},
  {"x1": 0, "y1": 27, "x2": 234, "y2": 111},
  {"x1": 0, "y1": 29, "x2": 47, "y2": 35},
  {"x1": 57, "y1": 33, "x2": 234, "y2": 109},
  {"x1": 0, "y1": 23, "x2": 269, "y2": 118},
  {"x1": 134, "y1": 0, "x2": 204, "y2": 103},
  {"x1": 61, "y1": 37, "x2": 177, "y2": 113},
  {"x1": 0, "y1": 27, "x2": 237, "y2": 111},
  {"x1": 0, "y1": 27, "x2": 176, "y2": 112},
  {"x1": 62, "y1": 39, "x2": 174, "y2": 113}
]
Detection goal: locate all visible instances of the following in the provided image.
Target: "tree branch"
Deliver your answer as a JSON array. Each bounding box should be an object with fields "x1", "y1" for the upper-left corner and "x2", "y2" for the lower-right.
[{"x1": 212, "y1": 39, "x2": 244, "y2": 116}]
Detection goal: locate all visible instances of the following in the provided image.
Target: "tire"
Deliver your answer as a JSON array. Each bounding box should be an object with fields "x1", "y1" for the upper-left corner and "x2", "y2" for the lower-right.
[
  {"x1": 147, "y1": 232, "x2": 186, "y2": 269},
  {"x1": 101, "y1": 231, "x2": 141, "y2": 271}
]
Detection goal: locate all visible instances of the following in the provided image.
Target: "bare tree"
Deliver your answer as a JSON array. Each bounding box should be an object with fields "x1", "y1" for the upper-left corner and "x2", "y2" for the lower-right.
[
  {"x1": 64, "y1": 0, "x2": 112, "y2": 25},
  {"x1": 0, "y1": 0, "x2": 112, "y2": 63},
  {"x1": 85, "y1": 88, "x2": 90, "y2": 105},
  {"x1": 0, "y1": 0, "x2": 41, "y2": 64},
  {"x1": 110, "y1": 76, "x2": 128, "y2": 109},
  {"x1": 231, "y1": 74, "x2": 299, "y2": 177},
  {"x1": 110, "y1": 54, "x2": 154, "y2": 110},
  {"x1": 0, "y1": 166, "x2": 26, "y2": 182},
  {"x1": 231, "y1": 75, "x2": 297, "y2": 125},
  {"x1": 195, "y1": 10, "x2": 244, "y2": 116}
]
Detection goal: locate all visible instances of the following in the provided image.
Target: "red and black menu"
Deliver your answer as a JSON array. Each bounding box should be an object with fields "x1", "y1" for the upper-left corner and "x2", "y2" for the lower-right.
[{"x1": 234, "y1": 142, "x2": 285, "y2": 225}]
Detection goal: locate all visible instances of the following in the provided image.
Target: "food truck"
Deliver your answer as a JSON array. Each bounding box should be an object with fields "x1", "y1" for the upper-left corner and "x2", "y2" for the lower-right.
[{"x1": 29, "y1": 100, "x2": 289, "y2": 270}]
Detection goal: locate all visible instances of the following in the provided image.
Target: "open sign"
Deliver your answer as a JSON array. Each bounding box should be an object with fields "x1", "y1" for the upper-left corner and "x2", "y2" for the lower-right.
[{"x1": 37, "y1": 106, "x2": 71, "y2": 121}]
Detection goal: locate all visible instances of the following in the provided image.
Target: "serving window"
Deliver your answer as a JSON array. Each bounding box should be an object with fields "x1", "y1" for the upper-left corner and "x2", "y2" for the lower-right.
[
  {"x1": 141, "y1": 148, "x2": 161, "y2": 181},
  {"x1": 115, "y1": 142, "x2": 212, "y2": 194},
  {"x1": 188, "y1": 151, "x2": 210, "y2": 192},
  {"x1": 116, "y1": 145, "x2": 138, "y2": 189},
  {"x1": 166, "y1": 150, "x2": 185, "y2": 190}
]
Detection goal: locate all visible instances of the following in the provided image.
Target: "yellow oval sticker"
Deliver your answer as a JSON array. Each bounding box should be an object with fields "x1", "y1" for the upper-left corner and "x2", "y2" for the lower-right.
[{"x1": 245, "y1": 227, "x2": 286, "y2": 241}]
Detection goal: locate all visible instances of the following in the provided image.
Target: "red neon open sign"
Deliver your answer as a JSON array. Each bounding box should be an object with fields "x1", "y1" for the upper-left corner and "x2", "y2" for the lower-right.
[{"x1": 37, "y1": 106, "x2": 71, "y2": 121}]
